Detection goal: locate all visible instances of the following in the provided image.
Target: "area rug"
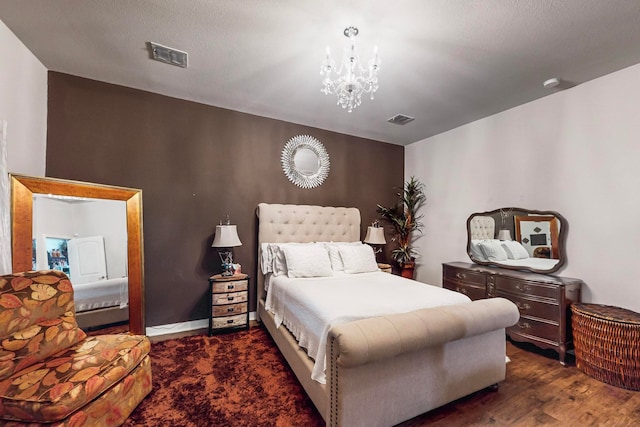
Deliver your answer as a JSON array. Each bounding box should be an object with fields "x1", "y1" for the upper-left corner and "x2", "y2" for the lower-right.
[{"x1": 123, "y1": 327, "x2": 323, "y2": 426}]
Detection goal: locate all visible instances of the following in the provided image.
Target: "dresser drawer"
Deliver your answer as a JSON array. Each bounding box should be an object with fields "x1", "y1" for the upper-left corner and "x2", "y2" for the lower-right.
[
  {"x1": 212, "y1": 313, "x2": 247, "y2": 329},
  {"x1": 496, "y1": 291, "x2": 559, "y2": 321},
  {"x1": 444, "y1": 280, "x2": 486, "y2": 300},
  {"x1": 495, "y1": 276, "x2": 559, "y2": 299},
  {"x1": 443, "y1": 265, "x2": 486, "y2": 286},
  {"x1": 508, "y1": 317, "x2": 559, "y2": 343},
  {"x1": 211, "y1": 279, "x2": 248, "y2": 293},
  {"x1": 212, "y1": 302, "x2": 248, "y2": 317},
  {"x1": 212, "y1": 291, "x2": 248, "y2": 305}
]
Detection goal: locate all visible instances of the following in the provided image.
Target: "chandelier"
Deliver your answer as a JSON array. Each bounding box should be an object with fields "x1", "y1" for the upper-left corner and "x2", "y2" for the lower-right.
[{"x1": 321, "y1": 27, "x2": 381, "y2": 113}]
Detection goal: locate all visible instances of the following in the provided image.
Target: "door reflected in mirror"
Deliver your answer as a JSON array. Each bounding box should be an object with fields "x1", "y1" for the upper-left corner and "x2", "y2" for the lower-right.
[{"x1": 466, "y1": 207, "x2": 567, "y2": 274}]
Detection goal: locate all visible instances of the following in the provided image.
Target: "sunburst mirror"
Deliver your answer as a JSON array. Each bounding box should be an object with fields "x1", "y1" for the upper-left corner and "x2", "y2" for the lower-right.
[{"x1": 281, "y1": 135, "x2": 330, "y2": 189}]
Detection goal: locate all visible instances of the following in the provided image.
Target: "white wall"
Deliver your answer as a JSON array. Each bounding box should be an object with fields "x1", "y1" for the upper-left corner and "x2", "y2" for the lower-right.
[
  {"x1": 0, "y1": 19, "x2": 47, "y2": 175},
  {"x1": 406, "y1": 63, "x2": 640, "y2": 313},
  {"x1": 0, "y1": 19, "x2": 48, "y2": 275},
  {"x1": 33, "y1": 197, "x2": 128, "y2": 279}
]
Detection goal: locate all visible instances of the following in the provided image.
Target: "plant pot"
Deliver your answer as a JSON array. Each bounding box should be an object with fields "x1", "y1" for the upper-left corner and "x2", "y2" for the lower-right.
[{"x1": 400, "y1": 261, "x2": 415, "y2": 279}]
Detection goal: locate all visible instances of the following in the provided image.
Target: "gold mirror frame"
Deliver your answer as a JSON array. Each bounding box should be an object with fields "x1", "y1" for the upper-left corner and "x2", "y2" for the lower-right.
[{"x1": 10, "y1": 174, "x2": 145, "y2": 334}]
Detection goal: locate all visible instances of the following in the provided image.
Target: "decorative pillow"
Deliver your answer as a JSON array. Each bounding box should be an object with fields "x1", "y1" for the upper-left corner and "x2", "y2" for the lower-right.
[
  {"x1": 267, "y1": 243, "x2": 291, "y2": 276},
  {"x1": 338, "y1": 244, "x2": 378, "y2": 274},
  {"x1": 501, "y1": 241, "x2": 530, "y2": 260},
  {"x1": 260, "y1": 243, "x2": 273, "y2": 274},
  {"x1": 324, "y1": 242, "x2": 362, "y2": 271},
  {"x1": 478, "y1": 240, "x2": 508, "y2": 262},
  {"x1": 470, "y1": 240, "x2": 487, "y2": 261},
  {"x1": 282, "y1": 245, "x2": 333, "y2": 278},
  {"x1": 0, "y1": 317, "x2": 87, "y2": 381}
]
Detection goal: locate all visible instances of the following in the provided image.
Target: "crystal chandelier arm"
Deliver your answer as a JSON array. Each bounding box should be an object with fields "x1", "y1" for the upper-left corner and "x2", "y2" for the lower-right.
[{"x1": 321, "y1": 26, "x2": 380, "y2": 112}]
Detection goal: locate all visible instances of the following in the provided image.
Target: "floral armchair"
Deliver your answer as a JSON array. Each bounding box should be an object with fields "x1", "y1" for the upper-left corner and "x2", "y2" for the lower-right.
[{"x1": 0, "y1": 270, "x2": 151, "y2": 426}]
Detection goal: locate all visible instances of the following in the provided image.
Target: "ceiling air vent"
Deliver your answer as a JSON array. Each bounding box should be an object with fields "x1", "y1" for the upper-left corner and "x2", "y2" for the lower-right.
[
  {"x1": 387, "y1": 114, "x2": 415, "y2": 125},
  {"x1": 148, "y1": 42, "x2": 188, "y2": 68}
]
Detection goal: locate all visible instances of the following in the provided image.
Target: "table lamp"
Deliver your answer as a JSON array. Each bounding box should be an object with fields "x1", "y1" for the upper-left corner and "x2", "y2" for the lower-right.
[
  {"x1": 211, "y1": 221, "x2": 242, "y2": 276},
  {"x1": 364, "y1": 221, "x2": 386, "y2": 253}
]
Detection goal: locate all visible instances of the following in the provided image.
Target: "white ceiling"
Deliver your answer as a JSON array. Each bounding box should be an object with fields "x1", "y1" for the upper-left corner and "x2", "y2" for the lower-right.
[{"x1": 2, "y1": 0, "x2": 640, "y2": 146}]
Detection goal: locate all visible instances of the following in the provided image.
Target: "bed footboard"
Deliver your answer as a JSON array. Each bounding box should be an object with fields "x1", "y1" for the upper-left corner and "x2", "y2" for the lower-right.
[{"x1": 326, "y1": 298, "x2": 519, "y2": 427}]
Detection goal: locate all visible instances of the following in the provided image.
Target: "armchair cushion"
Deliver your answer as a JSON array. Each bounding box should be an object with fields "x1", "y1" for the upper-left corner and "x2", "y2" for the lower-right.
[{"x1": 0, "y1": 333, "x2": 151, "y2": 423}]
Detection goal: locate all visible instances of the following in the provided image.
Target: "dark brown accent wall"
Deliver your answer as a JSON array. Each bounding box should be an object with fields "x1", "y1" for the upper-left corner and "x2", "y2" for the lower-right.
[{"x1": 46, "y1": 72, "x2": 404, "y2": 327}]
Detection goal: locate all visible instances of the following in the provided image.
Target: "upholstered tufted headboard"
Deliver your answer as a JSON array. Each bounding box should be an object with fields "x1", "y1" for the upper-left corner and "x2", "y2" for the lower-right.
[
  {"x1": 256, "y1": 203, "x2": 361, "y2": 302},
  {"x1": 469, "y1": 215, "x2": 495, "y2": 240}
]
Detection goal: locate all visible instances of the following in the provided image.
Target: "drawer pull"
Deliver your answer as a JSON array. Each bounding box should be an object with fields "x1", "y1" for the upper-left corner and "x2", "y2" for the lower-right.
[
  {"x1": 516, "y1": 302, "x2": 531, "y2": 311},
  {"x1": 227, "y1": 284, "x2": 234, "y2": 290},
  {"x1": 456, "y1": 287, "x2": 468, "y2": 294},
  {"x1": 227, "y1": 307, "x2": 234, "y2": 312},
  {"x1": 227, "y1": 319, "x2": 234, "y2": 324},
  {"x1": 515, "y1": 284, "x2": 532, "y2": 293},
  {"x1": 227, "y1": 297, "x2": 234, "y2": 301},
  {"x1": 455, "y1": 273, "x2": 467, "y2": 280},
  {"x1": 517, "y1": 322, "x2": 531, "y2": 329}
]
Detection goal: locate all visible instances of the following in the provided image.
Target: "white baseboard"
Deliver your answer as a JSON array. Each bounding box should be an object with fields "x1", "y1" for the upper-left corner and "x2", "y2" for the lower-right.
[{"x1": 145, "y1": 311, "x2": 257, "y2": 337}]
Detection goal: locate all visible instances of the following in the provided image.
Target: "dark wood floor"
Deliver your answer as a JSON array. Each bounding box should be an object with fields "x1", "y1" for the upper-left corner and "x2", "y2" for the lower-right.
[{"x1": 399, "y1": 340, "x2": 640, "y2": 426}]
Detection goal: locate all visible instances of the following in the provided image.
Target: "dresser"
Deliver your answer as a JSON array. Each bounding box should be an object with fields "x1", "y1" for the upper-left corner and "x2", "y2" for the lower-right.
[
  {"x1": 443, "y1": 262, "x2": 582, "y2": 365},
  {"x1": 208, "y1": 274, "x2": 250, "y2": 335}
]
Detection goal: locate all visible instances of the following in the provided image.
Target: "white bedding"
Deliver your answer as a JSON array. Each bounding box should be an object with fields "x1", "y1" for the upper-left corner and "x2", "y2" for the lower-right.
[
  {"x1": 74, "y1": 277, "x2": 129, "y2": 313},
  {"x1": 265, "y1": 271, "x2": 471, "y2": 383}
]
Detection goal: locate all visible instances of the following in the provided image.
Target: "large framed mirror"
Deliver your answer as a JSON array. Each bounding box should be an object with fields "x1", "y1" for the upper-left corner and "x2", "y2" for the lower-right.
[
  {"x1": 10, "y1": 174, "x2": 145, "y2": 334},
  {"x1": 466, "y1": 207, "x2": 567, "y2": 274}
]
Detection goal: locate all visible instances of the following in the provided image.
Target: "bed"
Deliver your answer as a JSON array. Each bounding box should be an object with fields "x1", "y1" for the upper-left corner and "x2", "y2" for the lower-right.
[
  {"x1": 74, "y1": 277, "x2": 129, "y2": 329},
  {"x1": 256, "y1": 203, "x2": 520, "y2": 427}
]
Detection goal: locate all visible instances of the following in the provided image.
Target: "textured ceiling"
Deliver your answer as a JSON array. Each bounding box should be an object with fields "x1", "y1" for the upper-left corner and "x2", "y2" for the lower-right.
[{"x1": 2, "y1": 0, "x2": 640, "y2": 145}]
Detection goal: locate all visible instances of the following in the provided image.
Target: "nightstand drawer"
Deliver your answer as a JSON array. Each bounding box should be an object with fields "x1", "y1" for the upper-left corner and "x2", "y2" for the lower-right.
[
  {"x1": 495, "y1": 276, "x2": 559, "y2": 299},
  {"x1": 212, "y1": 314, "x2": 248, "y2": 329},
  {"x1": 212, "y1": 302, "x2": 247, "y2": 317},
  {"x1": 212, "y1": 291, "x2": 247, "y2": 305},
  {"x1": 211, "y1": 280, "x2": 248, "y2": 293}
]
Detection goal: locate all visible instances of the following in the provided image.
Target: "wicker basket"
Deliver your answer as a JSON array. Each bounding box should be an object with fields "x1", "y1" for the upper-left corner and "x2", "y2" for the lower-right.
[{"x1": 571, "y1": 303, "x2": 640, "y2": 391}]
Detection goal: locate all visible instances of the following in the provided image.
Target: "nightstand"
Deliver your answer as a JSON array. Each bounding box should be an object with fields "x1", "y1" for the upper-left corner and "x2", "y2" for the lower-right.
[
  {"x1": 208, "y1": 274, "x2": 249, "y2": 335},
  {"x1": 378, "y1": 263, "x2": 392, "y2": 273}
]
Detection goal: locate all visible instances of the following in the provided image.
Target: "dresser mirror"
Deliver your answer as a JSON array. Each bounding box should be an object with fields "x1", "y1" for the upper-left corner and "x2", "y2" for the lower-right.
[
  {"x1": 466, "y1": 207, "x2": 567, "y2": 274},
  {"x1": 10, "y1": 174, "x2": 145, "y2": 334}
]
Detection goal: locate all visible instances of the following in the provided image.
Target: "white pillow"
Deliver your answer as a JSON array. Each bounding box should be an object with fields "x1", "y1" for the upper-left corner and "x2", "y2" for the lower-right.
[
  {"x1": 470, "y1": 239, "x2": 487, "y2": 261},
  {"x1": 268, "y1": 244, "x2": 289, "y2": 276},
  {"x1": 501, "y1": 241, "x2": 530, "y2": 260},
  {"x1": 324, "y1": 242, "x2": 362, "y2": 271},
  {"x1": 478, "y1": 240, "x2": 508, "y2": 262},
  {"x1": 338, "y1": 244, "x2": 378, "y2": 274},
  {"x1": 260, "y1": 243, "x2": 273, "y2": 274},
  {"x1": 282, "y1": 245, "x2": 333, "y2": 278}
]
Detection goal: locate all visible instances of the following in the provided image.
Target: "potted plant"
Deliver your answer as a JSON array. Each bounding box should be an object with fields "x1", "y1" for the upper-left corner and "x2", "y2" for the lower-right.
[{"x1": 376, "y1": 176, "x2": 426, "y2": 279}]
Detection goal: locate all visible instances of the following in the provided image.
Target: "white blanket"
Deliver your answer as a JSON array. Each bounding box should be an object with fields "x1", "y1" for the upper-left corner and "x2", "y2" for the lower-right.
[
  {"x1": 74, "y1": 277, "x2": 129, "y2": 313},
  {"x1": 265, "y1": 271, "x2": 471, "y2": 383}
]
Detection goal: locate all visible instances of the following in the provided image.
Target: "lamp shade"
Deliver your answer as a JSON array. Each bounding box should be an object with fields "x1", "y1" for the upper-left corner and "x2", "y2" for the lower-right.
[
  {"x1": 497, "y1": 229, "x2": 512, "y2": 241},
  {"x1": 364, "y1": 226, "x2": 386, "y2": 245},
  {"x1": 211, "y1": 225, "x2": 242, "y2": 247}
]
